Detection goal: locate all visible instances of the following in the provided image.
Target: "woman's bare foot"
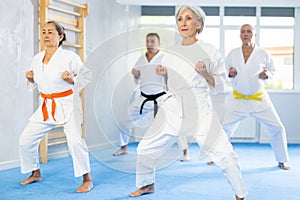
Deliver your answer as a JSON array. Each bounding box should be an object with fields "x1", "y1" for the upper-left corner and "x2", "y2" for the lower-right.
[
  {"x1": 130, "y1": 183, "x2": 155, "y2": 197},
  {"x1": 235, "y1": 194, "x2": 245, "y2": 200},
  {"x1": 180, "y1": 149, "x2": 190, "y2": 162},
  {"x1": 278, "y1": 162, "x2": 290, "y2": 170},
  {"x1": 113, "y1": 145, "x2": 128, "y2": 156},
  {"x1": 76, "y1": 173, "x2": 93, "y2": 193},
  {"x1": 207, "y1": 161, "x2": 215, "y2": 165},
  {"x1": 21, "y1": 169, "x2": 42, "y2": 185}
]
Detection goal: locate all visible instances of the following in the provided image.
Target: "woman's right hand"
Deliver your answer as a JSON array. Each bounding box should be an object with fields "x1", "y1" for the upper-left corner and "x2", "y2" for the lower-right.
[
  {"x1": 26, "y1": 70, "x2": 34, "y2": 83},
  {"x1": 195, "y1": 61, "x2": 207, "y2": 75},
  {"x1": 228, "y1": 67, "x2": 238, "y2": 78}
]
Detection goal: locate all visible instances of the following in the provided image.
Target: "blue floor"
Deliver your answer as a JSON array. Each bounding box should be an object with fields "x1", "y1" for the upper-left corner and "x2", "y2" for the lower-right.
[{"x1": 1, "y1": 143, "x2": 299, "y2": 200}]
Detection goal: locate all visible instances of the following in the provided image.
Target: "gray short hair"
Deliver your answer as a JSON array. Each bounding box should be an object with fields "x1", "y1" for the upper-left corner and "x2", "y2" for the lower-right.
[
  {"x1": 240, "y1": 24, "x2": 256, "y2": 33},
  {"x1": 175, "y1": 5, "x2": 206, "y2": 34}
]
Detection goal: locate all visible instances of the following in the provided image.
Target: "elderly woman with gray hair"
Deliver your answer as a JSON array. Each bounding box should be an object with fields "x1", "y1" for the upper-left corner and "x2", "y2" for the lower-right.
[{"x1": 130, "y1": 6, "x2": 247, "y2": 200}]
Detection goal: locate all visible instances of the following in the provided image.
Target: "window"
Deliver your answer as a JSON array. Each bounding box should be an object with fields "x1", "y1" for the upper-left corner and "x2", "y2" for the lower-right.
[
  {"x1": 200, "y1": 28, "x2": 220, "y2": 49},
  {"x1": 223, "y1": 7, "x2": 256, "y2": 26},
  {"x1": 259, "y1": 29, "x2": 294, "y2": 89},
  {"x1": 260, "y1": 7, "x2": 295, "y2": 90},
  {"x1": 139, "y1": 6, "x2": 295, "y2": 90}
]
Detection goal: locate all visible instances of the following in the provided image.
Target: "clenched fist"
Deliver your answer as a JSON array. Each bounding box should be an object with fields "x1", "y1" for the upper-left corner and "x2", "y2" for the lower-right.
[
  {"x1": 156, "y1": 65, "x2": 167, "y2": 77},
  {"x1": 228, "y1": 67, "x2": 238, "y2": 78},
  {"x1": 132, "y1": 68, "x2": 141, "y2": 79},
  {"x1": 62, "y1": 71, "x2": 74, "y2": 85},
  {"x1": 258, "y1": 69, "x2": 269, "y2": 80},
  {"x1": 26, "y1": 70, "x2": 34, "y2": 83},
  {"x1": 195, "y1": 61, "x2": 208, "y2": 76}
]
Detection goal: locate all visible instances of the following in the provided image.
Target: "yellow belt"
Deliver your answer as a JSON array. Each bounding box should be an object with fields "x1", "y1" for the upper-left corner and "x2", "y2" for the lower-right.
[{"x1": 233, "y1": 90, "x2": 263, "y2": 101}]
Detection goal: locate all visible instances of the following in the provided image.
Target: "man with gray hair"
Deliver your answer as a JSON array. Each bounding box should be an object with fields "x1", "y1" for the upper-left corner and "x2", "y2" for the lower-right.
[{"x1": 224, "y1": 24, "x2": 290, "y2": 170}]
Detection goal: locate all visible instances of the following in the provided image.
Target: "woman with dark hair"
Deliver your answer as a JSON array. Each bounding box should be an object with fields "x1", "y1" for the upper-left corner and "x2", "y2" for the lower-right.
[{"x1": 19, "y1": 21, "x2": 93, "y2": 193}]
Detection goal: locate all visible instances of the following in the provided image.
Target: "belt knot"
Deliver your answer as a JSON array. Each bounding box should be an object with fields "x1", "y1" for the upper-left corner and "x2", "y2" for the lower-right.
[
  {"x1": 140, "y1": 91, "x2": 166, "y2": 117},
  {"x1": 40, "y1": 89, "x2": 73, "y2": 121}
]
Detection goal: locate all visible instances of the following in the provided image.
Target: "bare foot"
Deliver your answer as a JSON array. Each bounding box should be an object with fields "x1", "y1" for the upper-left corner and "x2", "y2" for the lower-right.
[
  {"x1": 76, "y1": 180, "x2": 93, "y2": 193},
  {"x1": 207, "y1": 161, "x2": 215, "y2": 165},
  {"x1": 235, "y1": 195, "x2": 245, "y2": 200},
  {"x1": 113, "y1": 145, "x2": 128, "y2": 156},
  {"x1": 76, "y1": 173, "x2": 93, "y2": 193},
  {"x1": 180, "y1": 154, "x2": 190, "y2": 162},
  {"x1": 113, "y1": 148, "x2": 128, "y2": 156},
  {"x1": 278, "y1": 162, "x2": 290, "y2": 170},
  {"x1": 21, "y1": 170, "x2": 42, "y2": 185},
  {"x1": 130, "y1": 183, "x2": 155, "y2": 197},
  {"x1": 180, "y1": 149, "x2": 190, "y2": 162}
]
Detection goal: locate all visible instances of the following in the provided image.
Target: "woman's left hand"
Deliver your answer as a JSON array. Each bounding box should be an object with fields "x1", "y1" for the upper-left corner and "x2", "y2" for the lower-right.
[
  {"x1": 195, "y1": 61, "x2": 208, "y2": 76},
  {"x1": 62, "y1": 71, "x2": 74, "y2": 85},
  {"x1": 195, "y1": 61, "x2": 215, "y2": 87}
]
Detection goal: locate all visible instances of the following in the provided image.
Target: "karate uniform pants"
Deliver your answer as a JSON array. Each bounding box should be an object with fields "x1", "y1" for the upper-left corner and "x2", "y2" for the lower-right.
[
  {"x1": 177, "y1": 135, "x2": 189, "y2": 151},
  {"x1": 19, "y1": 112, "x2": 91, "y2": 177},
  {"x1": 223, "y1": 93, "x2": 289, "y2": 163},
  {"x1": 118, "y1": 94, "x2": 164, "y2": 146},
  {"x1": 135, "y1": 109, "x2": 248, "y2": 198},
  {"x1": 176, "y1": 93, "x2": 226, "y2": 152}
]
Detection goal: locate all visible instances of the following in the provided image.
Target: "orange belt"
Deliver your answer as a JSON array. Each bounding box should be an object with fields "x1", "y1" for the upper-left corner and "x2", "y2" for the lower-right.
[{"x1": 40, "y1": 89, "x2": 73, "y2": 121}]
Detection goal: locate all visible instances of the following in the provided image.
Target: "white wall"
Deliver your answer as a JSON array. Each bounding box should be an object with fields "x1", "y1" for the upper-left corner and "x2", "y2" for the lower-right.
[
  {"x1": 259, "y1": 92, "x2": 300, "y2": 143},
  {"x1": 84, "y1": 0, "x2": 141, "y2": 150},
  {"x1": 0, "y1": 0, "x2": 37, "y2": 170}
]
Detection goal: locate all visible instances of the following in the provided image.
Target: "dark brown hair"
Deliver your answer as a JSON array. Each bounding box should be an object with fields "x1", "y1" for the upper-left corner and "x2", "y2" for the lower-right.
[
  {"x1": 146, "y1": 33, "x2": 160, "y2": 43},
  {"x1": 44, "y1": 21, "x2": 66, "y2": 46}
]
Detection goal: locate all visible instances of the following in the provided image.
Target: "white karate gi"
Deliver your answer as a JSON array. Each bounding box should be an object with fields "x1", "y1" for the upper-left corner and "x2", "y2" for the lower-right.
[
  {"x1": 19, "y1": 47, "x2": 92, "y2": 177},
  {"x1": 176, "y1": 40, "x2": 227, "y2": 151},
  {"x1": 135, "y1": 44, "x2": 248, "y2": 198},
  {"x1": 224, "y1": 46, "x2": 289, "y2": 163},
  {"x1": 117, "y1": 51, "x2": 167, "y2": 146}
]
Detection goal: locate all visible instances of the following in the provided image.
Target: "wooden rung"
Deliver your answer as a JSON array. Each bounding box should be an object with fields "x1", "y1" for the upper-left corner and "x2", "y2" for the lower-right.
[
  {"x1": 48, "y1": 140, "x2": 68, "y2": 146},
  {"x1": 64, "y1": 26, "x2": 81, "y2": 33},
  {"x1": 48, "y1": 132, "x2": 66, "y2": 139},
  {"x1": 270, "y1": 53, "x2": 293, "y2": 56},
  {"x1": 63, "y1": 42, "x2": 82, "y2": 48},
  {"x1": 48, "y1": 5, "x2": 81, "y2": 17},
  {"x1": 265, "y1": 46, "x2": 293, "y2": 51},
  {"x1": 57, "y1": 0, "x2": 87, "y2": 9},
  {"x1": 48, "y1": 13, "x2": 78, "y2": 26}
]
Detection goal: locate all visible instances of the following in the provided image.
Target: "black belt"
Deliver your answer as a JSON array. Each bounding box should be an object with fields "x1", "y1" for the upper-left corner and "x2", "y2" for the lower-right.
[{"x1": 140, "y1": 91, "x2": 166, "y2": 117}]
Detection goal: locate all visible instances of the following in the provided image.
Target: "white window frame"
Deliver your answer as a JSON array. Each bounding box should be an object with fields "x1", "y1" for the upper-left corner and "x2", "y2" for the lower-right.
[{"x1": 139, "y1": 6, "x2": 300, "y2": 92}]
